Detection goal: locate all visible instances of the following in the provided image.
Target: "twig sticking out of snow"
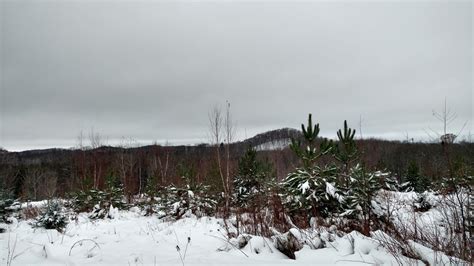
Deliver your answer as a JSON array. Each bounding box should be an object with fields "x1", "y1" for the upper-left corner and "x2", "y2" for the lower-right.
[
  {"x1": 68, "y1": 239, "x2": 101, "y2": 257},
  {"x1": 205, "y1": 233, "x2": 249, "y2": 258},
  {"x1": 183, "y1": 237, "x2": 191, "y2": 260},
  {"x1": 261, "y1": 235, "x2": 274, "y2": 253},
  {"x1": 42, "y1": 245, "x2": 48, "y2": 259},
  {"x1": 346, "y1": 235, "x2": 355, "y2": 255},
  {"x1": 176, "y1": 245, "x2": 184, "y2": 266},
  {"x1": 334, "y1": 259, "x2": 375, "y2": 265},
  {"x1": 146, "y1": 222, "x2": 159, "y2": 244},
  {"x1": 6, "y1": 233, "x2": 18, "y2": 266},
  {"x1": 325, "y1": 238, "x2": 339, "y2": 252},
  {"x1": 173, "y1": 228, "x2": 181, "y2": 245},
  {"x1": 173, "y1": 228, "x2": 186, "y2": 265}
]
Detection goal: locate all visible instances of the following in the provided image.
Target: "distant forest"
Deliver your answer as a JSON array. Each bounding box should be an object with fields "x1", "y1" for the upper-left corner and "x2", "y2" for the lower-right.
[{"x1": 1, "y1": 127, "x2": 473, "y2": 201}]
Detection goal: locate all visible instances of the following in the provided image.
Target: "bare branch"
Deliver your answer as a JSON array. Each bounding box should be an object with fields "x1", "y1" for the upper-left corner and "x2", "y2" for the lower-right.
[{"x1": 88, "y1": 128, "x2": 103, "y2": 149}]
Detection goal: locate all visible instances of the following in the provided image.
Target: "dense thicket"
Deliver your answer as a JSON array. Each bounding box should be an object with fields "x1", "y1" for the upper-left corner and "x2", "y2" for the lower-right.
[{"x1": 0, "y1": 129, "x2": 472, "y2": 201}]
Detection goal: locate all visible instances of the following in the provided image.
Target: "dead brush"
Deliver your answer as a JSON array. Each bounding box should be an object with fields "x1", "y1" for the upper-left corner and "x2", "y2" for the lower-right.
[
  {"x1": 378, "y1": 194, "x2": 472, "y2": 265},
  {"x1": 371, "y1": 230, "x2": 425, "y2": 265},
  {"x1": 418, "y1": 194, "x2": 472, "y2": 263},
  {"x1": 21, "y1": 206, "x2": 41, "y2": 220},
  {"x1": 236, "y1": 195, "x2": 290, "y2": 238},
  {"x1": 232, "y1": 189, "x2": 289, "y2": 238},
  {"x1": 238, "y1": 209, "x2": 273, "y2": 238}
]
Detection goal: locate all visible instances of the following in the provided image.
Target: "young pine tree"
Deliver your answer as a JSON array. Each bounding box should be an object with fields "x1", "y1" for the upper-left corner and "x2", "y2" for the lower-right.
[
  {"x1": 405, "y1": 160, "x2": 429, "y2": 193},
  {"x1": 333, "y1": 120, "x2": 358, "y2": 189},
  {"x1": 144, "y1": 175, "x2": 159, "y2": 215},
  {"x1": 233, "y1": 147, "x2": 274, "y2": 235},
  {"x1": 233, "y1": 147, "x2": 273, "y2": 208},
  {"x1": 282, "y1": 114, "x2": 342, "y2": 219},
  {"x1": 343, "y1": 164, "x2": 380, "y2": 236},
  {"x1": 35, "y1": 200, "x2": 68, "y2": 232}
]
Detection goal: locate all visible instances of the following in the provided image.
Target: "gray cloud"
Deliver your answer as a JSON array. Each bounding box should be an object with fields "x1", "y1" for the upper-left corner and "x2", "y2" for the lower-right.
[{"x1": 1, "y1": 1, "x2": 472, "y2": 151}]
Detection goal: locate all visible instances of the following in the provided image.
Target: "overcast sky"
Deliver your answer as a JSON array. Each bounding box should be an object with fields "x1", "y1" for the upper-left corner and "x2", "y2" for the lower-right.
[{"x1": 0, "y1": 0, "x2": 472, "y2": 151}]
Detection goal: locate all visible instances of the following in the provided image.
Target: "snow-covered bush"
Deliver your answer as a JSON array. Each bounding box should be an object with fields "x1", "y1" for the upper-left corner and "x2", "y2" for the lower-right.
[
  {"x1": 70, "y1": 177, "x2": 126, "y2": 219},
  {"x1": 0, "y1": 189, "x2": 17, "y2": 223},
  {"x1": 282, "y1": 166, "x2": 343, "y2": 217},
  {"x1": 72, "y1": 188, "x2": 126, "y2": 218},
  {"x1": 342, "y1": 165, "x2": 381, "y2": 235},
  {"x1": 90, "y1": 203, "x2": 119, "y2": 219},
  {"x1": 273, "y1": 228, "x2": 304, "y2": 259},
  {"x1": 157, "y1": 176, "x2": 217, "y2": 219},
  {"x1": 143, "y1": 175, "x2": 159, "y2": 216},
  {"x1": 232, "y1": 147, "x2": 273, "y2": 209},
  {"x1": 413, "y1": 193, "x2": 432, "y2": 212},
  {"x1": 35, "y1": 200, "x2": 68, "y2": 232}
]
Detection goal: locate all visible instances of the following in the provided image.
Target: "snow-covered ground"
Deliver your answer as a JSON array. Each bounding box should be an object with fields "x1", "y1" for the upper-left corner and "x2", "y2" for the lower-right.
[
  {"x1": 0, "y1": 191, "x2": 469, "y2": 265},
  {"x1": 1, "y1": 213, "x2": 399, "y2": 265},
  {"x1": 254, "y1": 139, "x2": 291, "y2": 151}
]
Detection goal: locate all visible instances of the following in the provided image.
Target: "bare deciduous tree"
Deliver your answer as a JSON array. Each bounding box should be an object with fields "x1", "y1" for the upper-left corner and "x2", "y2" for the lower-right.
[
  {"x1": 157, "y1": 141, "x2": 170, "y2": 185},
  {"x1": 224, "y1": 101, "x2": 236, "y2": 196},
  {"x1": 41, "y1": 173, "x2": 57, "y2": 199},
  {"x1": 89, "y1": 128, "x2": 104, "y2": 189},
  {"x1": 208, "y1": 102, "x2": 236, "y2": 214},
  {"x1": 428, "y1": 98, "x2": 471, "y2": 255},
  {"x1": 77, "y1": 130, "x2": 85, "y2": 150},
  {"x1": 89, "y1": 128, "x2": 104, "y2": 149},
  {"x1": 23, "y1": 167, "x2": 43, "y2": 200},
  {"x1": 119, "y1": 137, "x2": 138, "y2": 196},
  {"x1": 427, "y1": 98, "x2": 468, "y2": 143},
  {"x1": 208, "y1": 105, "x2": 226, "y2": 195}
]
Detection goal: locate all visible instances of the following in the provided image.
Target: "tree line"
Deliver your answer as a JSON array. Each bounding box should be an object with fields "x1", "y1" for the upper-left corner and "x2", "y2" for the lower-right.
[{"x1": 0, "y1": 121, "x2": 472, "y2": 202}]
